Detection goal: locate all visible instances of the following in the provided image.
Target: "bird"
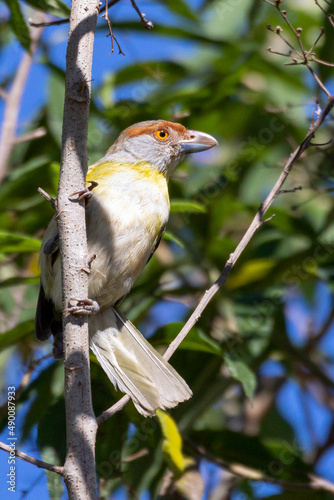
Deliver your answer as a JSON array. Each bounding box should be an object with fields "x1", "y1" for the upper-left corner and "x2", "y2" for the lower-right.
[{"x1": 35, "y1": 119, "x2": 218, "y2": 416}]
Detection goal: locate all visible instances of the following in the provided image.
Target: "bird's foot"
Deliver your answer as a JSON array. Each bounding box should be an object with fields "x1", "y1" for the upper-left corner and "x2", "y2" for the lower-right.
[
  {"x1": 69, "y1": 181, "x2": 98, "y2": 203},
  {"x1": 82, "y1": 253, "x2": 97, "y2": 274},
  {"x1": 64, "y1": 298, "x2": 100, "y2": 316}
]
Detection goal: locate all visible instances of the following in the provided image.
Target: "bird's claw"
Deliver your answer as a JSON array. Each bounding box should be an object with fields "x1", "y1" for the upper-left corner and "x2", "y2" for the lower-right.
[
  {"x1": 64, "y1": 298, "x2": 100, "y2": 316},
  {"x1": 69, "y1": 181, "x2": 98, "y2": 203}
]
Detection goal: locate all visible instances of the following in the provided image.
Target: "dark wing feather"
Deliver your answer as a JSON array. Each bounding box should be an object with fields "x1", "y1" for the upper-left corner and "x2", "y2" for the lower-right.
[
  {"x1": 35, "y1": 284, "x2": 54, "y2": 340},
  {"x1": 146, "y1": 225, "x2": 166, "y2": 266},
  {"x1": 35, "y1": 231, "x2": 60, "y2": 341}
]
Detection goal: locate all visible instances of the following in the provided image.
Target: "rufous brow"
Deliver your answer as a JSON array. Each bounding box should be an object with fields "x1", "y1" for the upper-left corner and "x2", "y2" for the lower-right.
[{"x1": 124, "y1": 121, "x2": 188, "y2": 139}]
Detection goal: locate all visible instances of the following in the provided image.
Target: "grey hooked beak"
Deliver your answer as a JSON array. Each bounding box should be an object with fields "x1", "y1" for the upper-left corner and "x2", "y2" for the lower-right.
[{"x1": 178, "y1": 130, "x2": 218, "y2": 154}]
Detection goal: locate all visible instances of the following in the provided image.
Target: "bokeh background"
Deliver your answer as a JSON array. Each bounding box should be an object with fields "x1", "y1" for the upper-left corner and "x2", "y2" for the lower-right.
[{"x1": 0, "y1": 0, "x2": 334, "y2": 498}]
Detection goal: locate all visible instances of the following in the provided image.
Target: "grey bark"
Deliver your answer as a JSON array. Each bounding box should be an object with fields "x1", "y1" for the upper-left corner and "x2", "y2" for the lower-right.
[{"x1": 57, "y1": 1, "x2": 100, "y2": 498}]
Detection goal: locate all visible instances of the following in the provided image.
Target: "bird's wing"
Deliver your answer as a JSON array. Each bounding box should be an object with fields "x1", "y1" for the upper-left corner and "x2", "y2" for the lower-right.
[
  {"x1": 35, "y1": 284, "x2": 54, "y2": 340},
  {"x1": 146, "y1": 224, "x2": 166, "y2": 266},
  {"x1": 35, "y1": 216, "x2": 59, "y2": 340}
]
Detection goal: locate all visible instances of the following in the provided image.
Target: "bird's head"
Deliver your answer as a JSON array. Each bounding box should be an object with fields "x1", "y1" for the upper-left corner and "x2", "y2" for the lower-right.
[{"x1": 105, "y1": 120, "x2": 218, "y2": 176}]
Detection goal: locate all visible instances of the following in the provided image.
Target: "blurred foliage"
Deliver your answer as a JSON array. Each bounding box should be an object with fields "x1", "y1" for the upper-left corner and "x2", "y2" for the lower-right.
[{"x1": 1, "y1": 0, "x2": 334, "y2": 499}]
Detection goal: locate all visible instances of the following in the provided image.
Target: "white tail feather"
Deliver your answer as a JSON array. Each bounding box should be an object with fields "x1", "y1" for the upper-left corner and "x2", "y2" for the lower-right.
[{"x1": 89, "y1": 307, "x2": 192, "y2": 416}]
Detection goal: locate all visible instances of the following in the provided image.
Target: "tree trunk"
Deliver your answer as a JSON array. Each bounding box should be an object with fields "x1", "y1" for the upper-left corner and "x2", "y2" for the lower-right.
[{"x1": 57, "y1": 1, "x2": 100, "y2": 498}]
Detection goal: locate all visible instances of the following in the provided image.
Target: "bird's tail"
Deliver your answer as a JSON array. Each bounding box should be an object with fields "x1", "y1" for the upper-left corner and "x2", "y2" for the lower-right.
[{"x1": 89, "y1": 307, "x2": 192, "y2": 416}]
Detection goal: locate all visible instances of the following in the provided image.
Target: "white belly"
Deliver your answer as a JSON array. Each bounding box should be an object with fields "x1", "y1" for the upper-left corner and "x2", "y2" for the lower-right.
[{"x1": 86, "y1": 173, "x2": 169, "y2": 308}]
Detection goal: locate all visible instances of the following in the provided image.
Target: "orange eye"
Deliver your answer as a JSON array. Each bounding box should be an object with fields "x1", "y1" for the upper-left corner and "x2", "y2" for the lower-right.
[{"x1": 155, "y1": 129, "x2": 169, "y2": 140}]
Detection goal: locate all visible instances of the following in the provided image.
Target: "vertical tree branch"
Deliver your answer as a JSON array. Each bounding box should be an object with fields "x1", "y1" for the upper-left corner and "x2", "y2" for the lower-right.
[
  {"x1": 0, "y1": 12, "x2": 45, "y2": 182},
  {"x1": 56, "y1": 1, "x2": 100, "y2": 498}
]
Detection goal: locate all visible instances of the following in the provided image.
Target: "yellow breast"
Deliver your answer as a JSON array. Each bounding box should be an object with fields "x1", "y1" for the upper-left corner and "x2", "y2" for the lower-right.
[
  {"x1": 87, "y1": 160, "x2": 168, "y2": 198},
  {"x1": 85, "y1": 158, "x2": 170, "y2": 308}
]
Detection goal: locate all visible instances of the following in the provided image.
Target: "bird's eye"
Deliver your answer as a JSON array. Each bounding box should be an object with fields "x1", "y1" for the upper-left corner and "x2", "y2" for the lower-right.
[{"x1": 155, "y1": 129, "x2": 169, "y2": 140}]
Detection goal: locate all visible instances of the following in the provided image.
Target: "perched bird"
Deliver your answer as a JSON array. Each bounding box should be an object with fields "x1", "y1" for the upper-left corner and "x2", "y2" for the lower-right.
[{"x1": 35, "y1": 120, "x2": 218, "y2": 416}]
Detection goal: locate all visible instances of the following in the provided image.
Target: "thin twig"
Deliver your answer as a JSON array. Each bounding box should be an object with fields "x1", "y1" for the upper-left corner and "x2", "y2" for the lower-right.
[
  {"x1": 311, "y1": 54, "x2": 334, "y2": 67},
  {"x1": 267, "y1": 47, "x2": 292, "y2": 58},
  {"x1": 264, "y1": 1, "x2": 332, "y2": 96},
  {"x1": 307, "y1": 64, "x2": 331, "y2": 96},
  {"x1": 279, "y1": 185, "x2": 302, "y2": 194},
  {"x1": 314, "y1": 0, "x2": 334, "y2": 28},
  {"x1": 15, "y1": 127, "x2": 47, "y2": 144},
  {"x1": 101, "y1": 0, "x2": 125, "y2": 55},
  {"x1": 185, "y1": 441, "x2": 334, "y2": 494},
  {"x1": 306, "y1": 27, "x2": 325, "y2": 56},
  {"x1": 310, "y1": 138, "x2": 334, "y2": 146},
  {"x1": 130, "y1": 0, "x2": 154, "y2": 29},
  {"x1": 267, "y1": 24, "x2": 301, "y2": 56},
  {"x1": 0, "y1": 442, "x2": 63, "y2": 475},
  {"x1": 29, "y1": 0, "x2": 122, "y2": 28},
  {"x1": 97, "y1": 394, "x2": 129, "y2": 424},
  {"x1": 38, "y1": 187, "x2": 57, "y2": 209},
  {"x1": 29, "y1": 17, "x2": 69, "y2": 27}
]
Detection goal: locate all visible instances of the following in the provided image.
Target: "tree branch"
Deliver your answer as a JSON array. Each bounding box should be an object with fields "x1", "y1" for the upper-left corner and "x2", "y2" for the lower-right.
[
  {"x1": 0, "y1": 12, "x2": 45, "y2": 182},
  {"x1": 29, "y1": 0, "x2": 121, "y2": 28},
  {"x1": 58, "y1": 1, "x2": 100, "y2": 498},
  {"x1": 14, "y1": 127, "x2": 47, "y2": 144},
  {"x1": 185, "y1": 441, "x2": 334, "y2": 495},
  {"x1": 163, "y1": 94, "x2": 334, "y2": 360},
  {"x1": 130, "y1": 0, "x2": 154, "y2": 29},
  {"x1": 101, "y1": 0, "x2": 125, "y2": 55},
  {"x1": 0, "y1": 441, "x2": 63, "y2": 475}
]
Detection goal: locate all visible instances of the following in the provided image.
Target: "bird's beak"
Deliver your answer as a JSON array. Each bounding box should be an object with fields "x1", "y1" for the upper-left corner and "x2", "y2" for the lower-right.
[{"x1": 178, "y1": 130, "x2": 218, "y2": 154}]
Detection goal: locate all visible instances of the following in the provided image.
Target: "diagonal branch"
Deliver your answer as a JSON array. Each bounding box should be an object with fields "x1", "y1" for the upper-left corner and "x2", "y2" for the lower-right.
[
  {"x1": 0, "y1": 441, "x2": 63, "y2": 475},
  {"x1": 185, "y1": 441, "x2": 334, "y2": 494},
  {"x1": 130, "y1": 0, "x2": 154, "y2": 29},
  {"x1": 164, "y1": 94, "x2": 334, "y2": 360}
]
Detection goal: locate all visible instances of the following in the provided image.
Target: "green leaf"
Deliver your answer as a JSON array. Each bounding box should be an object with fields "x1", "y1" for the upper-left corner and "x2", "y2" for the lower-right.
[
  {"x1": 19, "y1": 363, "x2": 64, "y2": 440},
  {"x1": 157, "y1": 0, "x2": 198, "y2": 20},
  {"x1": 170, "y1": 199, "x2": 207, "y2": 214},
  {"x1": 114, "y1": 61, "x2": 187, "y2": 86},
  {"x1": 0, "y1": 156, "x2": 53, "y2": 211},
  {"x1": 163, "y1": 231, "x2": 184, "y2": 248},
  {"x1": 0, "y1": 231, "x2": 41, "y2": 253},
  {"x1": 189, "y1": 429, "x2": 311, "y2": 484},
  {"x1": 5, "y1": 0, "x2": 31, "y2": 51},
  {"x1": 0, "y1": 320, "x2": 35, "y2": 349},
  {"x1": 224, "y1": 353, "x2": 257, "y2": 401},
  {"x1": 24, "y1": 0, "x2": 70, "y2": 17},
  {"x1": 41, "y1": 448, "x2": 64, "y2": 500},
  {"x1": 227, "y1": 258, "x2": 276, "y2": 289},
  {"x1": 0, "y1": 276, "x2": 39, "y2": 289},
  {"x1": 47, "y1": 73, "x2": 65, "y2": 144},
  {"x1": 38, "y1": 398, "x2": 67, "y2": 464},
  {"x1": 153, "y1": 322, "x2": 222, "y2": 356},
  {"x1": 156, "y1": 410, "x2": 192, "y2": 478}
]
